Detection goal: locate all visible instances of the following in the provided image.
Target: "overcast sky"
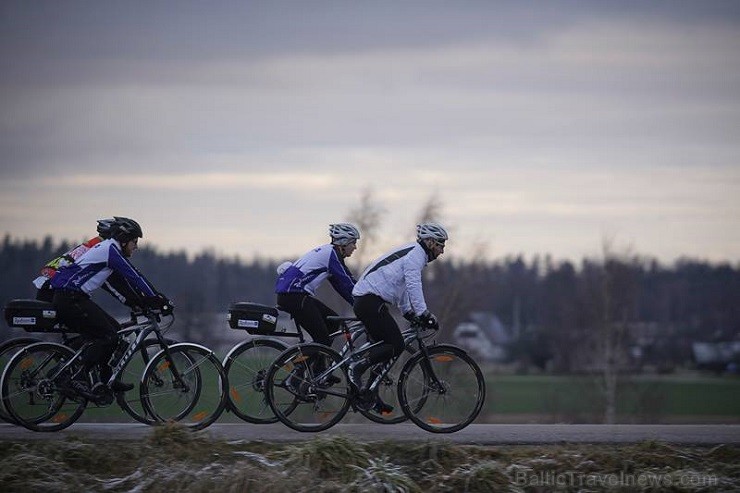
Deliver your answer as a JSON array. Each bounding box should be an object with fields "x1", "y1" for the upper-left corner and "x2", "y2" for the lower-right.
[{"x1": 1, "y1": 1, "x2": 739, "y2": 264}]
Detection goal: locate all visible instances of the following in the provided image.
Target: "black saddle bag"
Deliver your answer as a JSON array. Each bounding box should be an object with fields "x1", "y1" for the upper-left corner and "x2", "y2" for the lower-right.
[
  {"x1": 227, "y1": 302, "x2": 279, "y2": 335},
  {"x1": 4, "y1": 299, "x2": 64, "y2": 333}
]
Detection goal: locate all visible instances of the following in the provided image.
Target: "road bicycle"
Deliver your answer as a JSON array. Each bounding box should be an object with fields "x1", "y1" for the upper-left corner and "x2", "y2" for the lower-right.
[
  {"x1": 1, "y1": 299, "x2": 228, "y2": 432},
  {"x1": 263, "y1": 317, "x2": 486, "y2": 433},
  {"x1": 0, "y1": 313, "x2": 179, "y2": 426},
  {"x1": 223, "y1": 302, "x2": 410, "y2": 425}
]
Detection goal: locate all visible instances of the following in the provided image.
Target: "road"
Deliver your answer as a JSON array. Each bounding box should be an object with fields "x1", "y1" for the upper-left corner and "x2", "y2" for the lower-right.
[{"x1": 2, "y1": 423, "x2": 739, "y2": 444}]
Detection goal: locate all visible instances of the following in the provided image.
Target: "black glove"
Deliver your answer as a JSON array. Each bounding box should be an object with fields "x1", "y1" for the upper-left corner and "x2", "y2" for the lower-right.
[
  {"x1": 144, "y1": 293, "x2": 173, "y2": 314},
  {"x1": 403, "y1": 312, "x2": 418, "y2": 323},
  {"x1": 418, "y1": 310, "x2": 439, "y2": 330}
]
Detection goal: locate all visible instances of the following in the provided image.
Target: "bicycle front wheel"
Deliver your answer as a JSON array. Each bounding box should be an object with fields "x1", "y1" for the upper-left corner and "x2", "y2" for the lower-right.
[
  {"x1": 141, "y1": 343, "x2": 227, "y2": 430},
  {"x1": 265, "y1": 343, "x2": 351, "y2": 432},
  {"x1": 116, "y1": 338, "x2": 178, "y2": 425},
  {"x1": 223, "y1": 338, "x2": 287, "y2": 424},
  {"x1": 1, "y1": 342, "x2": 88, "y2": 432},
  {"x1": 398, "y1": 345, "x2": 485, "y2": 433}
]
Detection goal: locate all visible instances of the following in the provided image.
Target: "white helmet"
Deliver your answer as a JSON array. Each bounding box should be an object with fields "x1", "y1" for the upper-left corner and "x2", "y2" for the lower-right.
[
  {"x1": 329, "y1": 223, "x2": 360, "y2": 246},
  {"x1": 416, "y1": 222, "x2": 448, "y2": 242}
]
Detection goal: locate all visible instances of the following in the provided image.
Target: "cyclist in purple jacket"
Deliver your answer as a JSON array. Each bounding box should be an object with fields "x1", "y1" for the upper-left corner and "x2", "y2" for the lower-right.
[
  {"x1": 51, "y1": 217, "x2": 170, "y2": 394},
  {"x1": 275, "y1": 223, "x2": 360, "y2": 347}
]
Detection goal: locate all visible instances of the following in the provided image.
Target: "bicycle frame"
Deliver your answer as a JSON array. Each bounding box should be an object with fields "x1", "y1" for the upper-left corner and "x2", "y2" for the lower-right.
[
  {"x1": 39, "y1": 311, "x2": 184, "y2": 392},
  {"x1": 305, "y1": 322, "x2": 436, "y2": 401}
]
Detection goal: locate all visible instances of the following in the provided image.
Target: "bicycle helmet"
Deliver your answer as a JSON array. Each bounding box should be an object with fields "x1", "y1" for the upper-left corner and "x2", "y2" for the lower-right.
[
  {"x1": 111, "y1": 216, "x2": 143, "y2": 243},
  {"x1": 329, "y1": 223, "x2": 360, "y2": 246},
  {"x1": 416, "y1": 222, "x2": 448, "y2": 242},
  {"x1": 96, "y1": 218, "x2": 116, "y2": 239}
]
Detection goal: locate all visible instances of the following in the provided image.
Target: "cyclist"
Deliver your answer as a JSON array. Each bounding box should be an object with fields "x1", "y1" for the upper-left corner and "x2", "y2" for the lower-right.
[
  {"x1": 49, "y1": 217, "x2": 171, "y2": 393},
  {"x1": 349, "y1": 222, "x2": 448, "y2": 402},
  {"x1": 33, "y1": 218, "x2": 116, "y2": 302},
  {"x1": 275, "y1": 223, "x2": 360, "y2": 348}
]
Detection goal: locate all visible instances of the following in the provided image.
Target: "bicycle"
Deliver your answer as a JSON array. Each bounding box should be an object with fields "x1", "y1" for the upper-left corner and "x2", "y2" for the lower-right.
[
  {"x1": 263, "y1": 318, "x2": 486, "y2": 433},
  {"x1": 223, "y1": 302, "x2": 410, "y2": 425},
  {"x1": 1, "y1": 299, "x2": 228, "y2": 432},
  {"x1": 0, "y1": 301, "x2": 177, "y2": 426}
]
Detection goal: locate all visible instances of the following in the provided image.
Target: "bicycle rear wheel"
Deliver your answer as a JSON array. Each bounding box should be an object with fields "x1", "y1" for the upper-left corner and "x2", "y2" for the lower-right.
[
  {"x1": 398, "y1": 345, "x2": 485, "y2": 433},
  {"x1": 1, "y1": 342, "x2": 88, "y2": 432},
  {"x1": 141, "y1": 343, "x2": 227, "y2": 430},
  {"x1": 223, "y1": 338, "x2": 288, "y2": 424},
  {"x1": 0, "y1": 337, "x2": 40, "y2": 424},
  {"x1": 265, "y1": 343, "x2": 351, "y2": 432}
]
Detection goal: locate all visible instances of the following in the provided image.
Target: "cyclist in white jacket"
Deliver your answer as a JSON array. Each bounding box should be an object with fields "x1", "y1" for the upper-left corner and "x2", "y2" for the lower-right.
[{"x1": 350, "y1": 223, "x2": 448, "y2": 395}]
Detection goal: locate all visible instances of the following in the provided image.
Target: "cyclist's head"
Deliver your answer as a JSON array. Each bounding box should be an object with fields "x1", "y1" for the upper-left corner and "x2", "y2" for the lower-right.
[
  {"x1": 330, "y1": 223, "x2": 360, "y2": 258},
  {"x1": 111, "y1": 217, "x2": 143, "y2": 256},
  {"x1": 96, "y1": 218, "x2": 116, "y2": 239},
  {"x1": 416, "y1": 222, "x2": 448, "y2": 260}
]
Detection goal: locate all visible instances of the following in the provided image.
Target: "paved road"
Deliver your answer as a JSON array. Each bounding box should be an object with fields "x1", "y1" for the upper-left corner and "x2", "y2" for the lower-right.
[{"x1": 2, "y1": 423, "x2": 739, "y2": 444}]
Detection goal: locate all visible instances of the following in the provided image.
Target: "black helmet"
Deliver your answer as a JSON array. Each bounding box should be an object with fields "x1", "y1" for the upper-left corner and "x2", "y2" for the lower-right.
[
  {"x1": 96, "y1": 218, "x2": 116, "y2": 239},
  {"x1": 111, "y1": 216, "x2": 143, "y2": 243}
]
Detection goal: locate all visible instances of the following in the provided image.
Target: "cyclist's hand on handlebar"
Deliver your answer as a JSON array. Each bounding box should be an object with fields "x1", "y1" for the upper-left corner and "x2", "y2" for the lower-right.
[
  {"x1": 143, "y1": 293, "x2": 174, "y2": 315},
  {"x1": 418, "y1": 310, "x2": 439, "y2": 331},
  {"x1": 403, "y1": 312, "x2": 418, "y2": 323}
]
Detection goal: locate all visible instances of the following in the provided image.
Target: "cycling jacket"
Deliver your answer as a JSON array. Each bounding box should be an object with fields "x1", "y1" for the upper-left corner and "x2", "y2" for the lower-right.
[
  {"x1": 50, "y1": 238, "x2": 157, "y2": 300},
  {"x1": 275, "y1": 244, "x2": 356, "y2": 305},
  {"x1": 352, "y1": 241, "x2": 429, "y2": 316}
]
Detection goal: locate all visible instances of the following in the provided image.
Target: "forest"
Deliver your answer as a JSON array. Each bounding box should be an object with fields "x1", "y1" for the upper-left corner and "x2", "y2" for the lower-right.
[{"x1": 1, "y1": 234, "x2": 739, "y2": 374}]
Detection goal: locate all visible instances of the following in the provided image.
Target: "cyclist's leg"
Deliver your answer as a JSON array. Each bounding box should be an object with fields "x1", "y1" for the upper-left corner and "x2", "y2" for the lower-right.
[
  {"x1": 53, "y1": 292, "x2": 119, "y2": 386},
  {"x1": 278, "y1": 293, "x2": 333, "y2": 346},
  {"x1": 351, "y1": 295, "x2": 404, "y2": 390},
  {"x1": 278, "y1": 293, "x2": 336, "y2": 380}
]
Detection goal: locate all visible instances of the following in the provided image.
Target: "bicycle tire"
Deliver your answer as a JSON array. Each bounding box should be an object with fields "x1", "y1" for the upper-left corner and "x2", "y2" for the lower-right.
[
  {"x1": 398, "y1": 344, "x2": 485, "y2": 433},
  {"x1": 222, "y1": 338, "x2": 288, "y2": 424},
  {"x1": 0, "y1": 337, "x2": 41, "y2": 424},
  {"x1": 1, "y1": 342, "x2": 88, "y2": 432},
  {"x1": 115, "y1": 338, "x2": 179, "y2": 425},
  {"x1": 264, "y1": 343, "x2": 351, "y2": 432},
  {"x1": 141, "y1": 343, "x2": 228, "y2": 431}
]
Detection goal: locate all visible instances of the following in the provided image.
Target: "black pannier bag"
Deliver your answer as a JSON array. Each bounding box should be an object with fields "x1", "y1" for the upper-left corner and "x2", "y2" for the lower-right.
[
  {"x1": 228, "y1": 302, "x2": 279, "y2": 335},
  {"x1": 4, "y1": 299, "x2": 61, "y2": 333}
]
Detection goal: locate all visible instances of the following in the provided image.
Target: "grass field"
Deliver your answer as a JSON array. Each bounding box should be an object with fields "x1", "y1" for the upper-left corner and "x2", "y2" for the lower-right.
[{"x1": 483, "y1": 373, "x2": 740, "y2": 423}]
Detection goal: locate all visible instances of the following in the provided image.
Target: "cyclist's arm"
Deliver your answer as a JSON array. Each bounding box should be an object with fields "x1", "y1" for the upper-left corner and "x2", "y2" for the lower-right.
[
  {"x1": 107, "y1": 244, "x2": 157, "y2": 298},
  {"x1": 402, "y1": 249, "x2": 428, "y2": 316},
  {"x1": 327, "y1": 249, "x2": 355, "y2": 305}
]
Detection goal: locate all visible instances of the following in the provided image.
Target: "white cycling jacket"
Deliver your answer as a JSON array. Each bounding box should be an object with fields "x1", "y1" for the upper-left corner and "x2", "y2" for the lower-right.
[{"x1": 352, "y1": 241, "x2": 430, "y2": 316}]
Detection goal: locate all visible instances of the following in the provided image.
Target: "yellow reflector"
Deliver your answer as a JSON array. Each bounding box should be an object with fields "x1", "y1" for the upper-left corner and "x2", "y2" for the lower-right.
[
  {"x1": 20, "y1": 357, "x2": 34, "y2": 370},
  {"x1": 282, "y1": 362, "x2": 294, "y2": 372},
  {"x1": 427, "y1": 416, "x2": 443, "y2": 425},
  {"x1": 158, "y1": 361, "x2": 171, "y2": 372},
  {"x1": 52, "y1": 413, "x2": 68, "y2": 424},
  {"x1": 433, "y1": 355, "x2": 454, "y2": 363},
  {"x1": 292, "y1": 355, "x2": 309, "y2": 364},
  {"x1": 230, "y1": 387, "x2": 241, "y2": 403},
  {"x1": 193, "y1": 411, "x2": 208, "y2": 421}
]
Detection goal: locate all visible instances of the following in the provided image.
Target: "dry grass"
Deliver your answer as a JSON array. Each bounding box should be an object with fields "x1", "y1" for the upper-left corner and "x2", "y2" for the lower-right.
[{"x1": 0, "y1": 425, "x2": 738, "y2": 492}]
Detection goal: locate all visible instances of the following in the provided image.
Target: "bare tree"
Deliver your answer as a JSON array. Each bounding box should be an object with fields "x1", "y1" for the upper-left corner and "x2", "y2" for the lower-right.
[
  {"x1": 345, "y1": 187, "x2": 386, "y2": 271},
  {"x1": 416, "y1": 190, "x2": 444, "y2": 224},
  {"x1": 599, "y1": 237, "x2": 639, "y2": 424}
]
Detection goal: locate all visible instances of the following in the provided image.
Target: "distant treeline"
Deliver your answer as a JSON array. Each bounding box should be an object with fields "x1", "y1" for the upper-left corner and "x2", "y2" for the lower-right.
[{"x1": 1, "y1": 235, "x2": 739, "y2": 372}]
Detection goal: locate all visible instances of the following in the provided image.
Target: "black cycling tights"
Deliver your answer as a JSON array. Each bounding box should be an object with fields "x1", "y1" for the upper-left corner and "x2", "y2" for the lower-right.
[
  {"x1": 53, "y1": 291, "x2": 120, "y2": 378},
  {"x1": 353, "y1": 294, "x2": 404, "y2": 366},
  {"x1": 277, "y1": 292, "x2": 338, "y2": 346}
]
